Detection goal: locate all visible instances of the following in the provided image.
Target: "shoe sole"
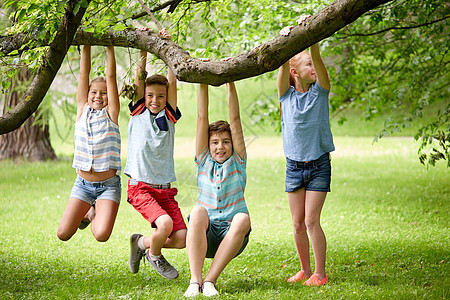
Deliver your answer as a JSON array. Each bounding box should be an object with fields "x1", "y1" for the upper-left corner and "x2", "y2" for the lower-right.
[{"x1": 129, "y1": 234, "x2": 143, "y2": 274}]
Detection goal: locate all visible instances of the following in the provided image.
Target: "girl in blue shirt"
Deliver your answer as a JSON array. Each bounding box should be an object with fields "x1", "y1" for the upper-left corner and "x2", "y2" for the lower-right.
[{"x1": 277, "y1": 15, "x2": 334, "y2": 287}]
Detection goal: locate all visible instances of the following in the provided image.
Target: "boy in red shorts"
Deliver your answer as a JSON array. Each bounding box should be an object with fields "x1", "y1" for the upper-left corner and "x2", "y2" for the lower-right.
[{"x1": 125, "y1": 28, "x2": 186, "y2": 279}]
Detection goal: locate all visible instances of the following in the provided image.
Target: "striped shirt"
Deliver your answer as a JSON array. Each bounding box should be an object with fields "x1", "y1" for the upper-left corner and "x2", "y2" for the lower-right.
[
  {"x1": 196, "y1": 148, "x2": 248, "y2": 222},
  {"x1": 124, "y1": 99, "x2": 181, "y2": 184},
  {"x1": 72, "y1": 106, "x2": 121, "y2": 172}
]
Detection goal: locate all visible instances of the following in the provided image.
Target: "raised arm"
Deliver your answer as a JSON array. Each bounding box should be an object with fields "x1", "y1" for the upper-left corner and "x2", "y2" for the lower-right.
[
  {"x1": 76, "y1": 45, "x2": 90, "y2": 120},
  {"x1": 277, "y1": 26, "x2": 293, "y2": 98},
  {"x1": 227, "y1": 82, "x2": 245, "y2": 160},
  {"x1": 134, "y1": 49, "x2": 147, "y2": 104},
  {"x1": 277, "y1": 61, "x2": 291, "y2": 98},
  {"x1": 160, "y1": 28, "x2": 177, "y2": 109},
  {"x1": 105, "y1": 46, "x2": 120, "y2": 125},
  {"x1": 167, "y1": 66, "x2": 177, "y2": 109},
  {"x1": 310, "y1": 43, "x2": 330, "y2": 90},
  {"x1": 196, "y1": 84, "x2": 210, "y2": 160}
]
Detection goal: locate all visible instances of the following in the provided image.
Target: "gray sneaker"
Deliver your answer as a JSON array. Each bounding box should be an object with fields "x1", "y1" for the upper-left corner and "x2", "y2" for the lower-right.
[
  {"x1": 145, "y1": 253, "x2": 179, "y2": 279},
  {"x1": 129, "y1": 234, "x2": 145, "y2": 273}
]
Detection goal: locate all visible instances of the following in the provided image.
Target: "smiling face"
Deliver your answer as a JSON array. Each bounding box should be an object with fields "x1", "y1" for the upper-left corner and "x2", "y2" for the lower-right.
[
  {"x1": 145, "y1": 84, "x2": 167, "y2": 114},
  {"x1": 87, "y1": 80, "x2": 108, "y2": 110},
  {"x1": 209, "y1": 131, "x2": 233, "y2": 164}
]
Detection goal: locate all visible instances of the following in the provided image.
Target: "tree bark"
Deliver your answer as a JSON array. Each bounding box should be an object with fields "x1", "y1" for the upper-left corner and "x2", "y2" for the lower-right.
[
  {"x1": 0, "y1": 0, "x2": 392, "y2": 135},
  {"x1": 0, "y1": 0, "x2": 90, "y2": 135},
  {"x1": 0, "y1": 69, "x2": 56, "y2": 161}
]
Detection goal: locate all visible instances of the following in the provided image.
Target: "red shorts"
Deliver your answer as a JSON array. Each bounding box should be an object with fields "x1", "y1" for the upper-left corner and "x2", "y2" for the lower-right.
[{"x1": 127, "y1": 179, "x2": 187, "y2": 232}]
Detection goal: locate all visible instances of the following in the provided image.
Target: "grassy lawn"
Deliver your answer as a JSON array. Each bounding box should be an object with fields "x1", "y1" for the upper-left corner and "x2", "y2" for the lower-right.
[
  {"x1": 1, "y1": 76, "x2": 448, "y2": 299},
  {"x1": 0, "y1": 135, "x2": 448, "y2": 299}
]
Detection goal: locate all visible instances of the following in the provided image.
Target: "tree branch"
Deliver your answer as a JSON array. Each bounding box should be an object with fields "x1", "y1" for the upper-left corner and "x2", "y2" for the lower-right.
[
  {"x1": 0, "y1": 0, "x2": 90, "y2": 135},
  {"x1": 0, "y1": 0, "x2": 393, "y2": 134},
  {"x1": 76, "y1": 0, "x2": 394, "y2": 85}
]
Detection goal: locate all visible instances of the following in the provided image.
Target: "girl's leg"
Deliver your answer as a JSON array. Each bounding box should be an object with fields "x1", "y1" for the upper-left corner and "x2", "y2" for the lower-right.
[
  {"x1": 204, "y1": 213, "x2": 251, "y2": 284},
  {"x1": 90, "y1": 199, "x2": 119, "y2": 242},
  {"x1": 304, "y1": 190, "x2": 327, "y2": 279},
  {"x1": 57, "y1": 197, "x2": 91, "y2": 241},
  {"x1": 186, "y1": 206, "x2": 209, "y2": 284},
  {"x1": 288, "y1": 188, "x2": 312, "y2": 277}
]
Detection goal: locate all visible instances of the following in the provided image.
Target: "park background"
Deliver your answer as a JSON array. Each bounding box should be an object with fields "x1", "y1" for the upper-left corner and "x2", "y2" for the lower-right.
[
  {"x1": 1, "y1": 75, "x2": 449, "y2": 299},
  {"x1": 0, "y1": 0, "x2": 449, "y2": 299}
]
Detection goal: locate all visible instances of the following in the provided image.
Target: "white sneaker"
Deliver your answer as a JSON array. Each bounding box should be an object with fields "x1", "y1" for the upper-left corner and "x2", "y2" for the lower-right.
[
  {"x1": 202, "y1": 281, "x2": 219, "y2": 297},
  {"x1": 184, "y1": 282, "x2": 201, "y2": 297}
]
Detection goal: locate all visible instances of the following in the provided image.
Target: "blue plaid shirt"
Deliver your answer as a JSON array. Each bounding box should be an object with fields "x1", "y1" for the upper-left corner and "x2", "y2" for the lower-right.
[{"x1": 195, "y1": 148, "x2": 249, "y2": 221}]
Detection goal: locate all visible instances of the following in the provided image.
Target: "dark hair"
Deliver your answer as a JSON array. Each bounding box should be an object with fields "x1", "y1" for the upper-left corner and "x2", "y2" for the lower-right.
[
  {"x1": 209, "y1": 120, "x2": 231, "y2": 137},
  {"x1": 145, "y1": 74, "x2": 169, "y2": 91}
]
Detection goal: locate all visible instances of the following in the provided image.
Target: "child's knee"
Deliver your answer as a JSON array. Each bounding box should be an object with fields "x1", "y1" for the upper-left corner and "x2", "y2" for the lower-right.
[
  {"x1": 190, "y1": 206, "x2": 208, "y2": 218},
  {"x1": 305, "y1": 217, "x2": 320, "y2": 231},
  {"x1": 57, "y1": 230, "x2": 72, "y2": 241},
  {"x1": 94, "y1": 231, "x2": 111, "y2": 242},
  {"x1": 156, "y1": 215, "x2": 174, "y2": 234},
  {"x1": 231, "y1": 213, "x2": 251, "y2": 233},
  {"x1": 188, "y1": 207, "x2": 209, "y2": 228},
  {"x1": 57, "y1": 224, "x2": 75, "y2": 241},
  {"x1": 292, "y1": 221, "x2": 307, "y2": 234}
]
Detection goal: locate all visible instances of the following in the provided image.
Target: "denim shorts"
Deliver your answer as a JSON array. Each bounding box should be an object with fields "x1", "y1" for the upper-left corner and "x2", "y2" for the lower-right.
[
  {"x1": 205, "y1": 219, "x2": 251, "y2": 259},
  {"x1": 285, "y1": 153, "x2": 331, "y2": 193},
  {"x1": 69, "y1": 175, "x2": 121, "y2": 205}
]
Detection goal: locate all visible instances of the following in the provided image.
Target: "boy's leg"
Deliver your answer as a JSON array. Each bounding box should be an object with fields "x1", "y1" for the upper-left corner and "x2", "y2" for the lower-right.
[
  {"x1": 57, "y1": 197, "x2": 91, "y2": 241},
  {"x1": 204, "y1": 213, "x2": 250, "y2": 284},
  {"x1": 186, "y1": 206, "x2": 209, "y2": 284},
  {"x1": 90, "y1": 199, "x2": 119, "y2": 242},
  {"x1": 144, "y1": 214, "x2": 179, "y2": 279},
  {"x1": 163, "y1": 228, "x2": 187, "y2": 249},
  {"x1": 288, "y1": 188, "x2": 312, "y2": 278},
  {"x1": 147, "y1": 214, "x2": 173, "y2": 255},
  {"x1": 304, "y1": 190, "x2": 327, "y2": 279}
]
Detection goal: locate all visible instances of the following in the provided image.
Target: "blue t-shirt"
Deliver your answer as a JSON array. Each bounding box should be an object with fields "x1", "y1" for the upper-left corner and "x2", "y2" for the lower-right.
[{"x1": 280, "y1": 82, "x2": 335, "y2": 162}]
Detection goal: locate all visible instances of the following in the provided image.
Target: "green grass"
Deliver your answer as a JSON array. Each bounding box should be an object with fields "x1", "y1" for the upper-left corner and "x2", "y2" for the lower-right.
[
  {"x1": 0, "y1": 136, "x2": 448, "y2": 299},
  {"x1": 3, "y1": 75, "x2": 448, "y2": 299}
]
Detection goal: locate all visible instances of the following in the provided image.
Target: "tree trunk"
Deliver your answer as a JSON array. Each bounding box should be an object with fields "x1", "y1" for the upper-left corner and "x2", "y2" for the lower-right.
[{"x1": 0, "y1": 69, "x2": 56, "y2": 161}]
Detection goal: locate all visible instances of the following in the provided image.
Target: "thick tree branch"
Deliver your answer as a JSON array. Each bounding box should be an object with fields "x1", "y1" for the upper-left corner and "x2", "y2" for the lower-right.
[
  {"x1": 0, "y1": 0, "x2": 90, "y2": 135},
  {"x1": 0, "y1": 0, "x2": 392, "y2": 134},
  {"x1": 76, "y1": 0, "x2": 394, "y2": 85}
]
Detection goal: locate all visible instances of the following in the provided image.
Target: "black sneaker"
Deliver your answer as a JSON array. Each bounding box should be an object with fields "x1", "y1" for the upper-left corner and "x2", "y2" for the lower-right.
[
  {"x1": 128, "y1": 234, "x2": 145, "y2": 273},
  {"x1": 145, "y1": 253, "x2": 179, "y2": 279}
]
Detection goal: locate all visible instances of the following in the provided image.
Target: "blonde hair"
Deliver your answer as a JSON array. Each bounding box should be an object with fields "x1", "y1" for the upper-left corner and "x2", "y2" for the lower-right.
[
  {"x1": 89, "y1": 76, "x2": 106, "y2": 90},
  {"x1": 288, "y1": 51, "x2": 310, "y2": 85}
]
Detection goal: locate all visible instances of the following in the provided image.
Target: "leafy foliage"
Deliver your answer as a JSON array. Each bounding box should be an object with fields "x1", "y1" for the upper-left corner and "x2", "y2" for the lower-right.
[
  {"x1": 0, "y1": 0, "x2": 448, "y2": 166},
  {"x1": 325, "y1": 0, "x2": 449, "y2": 166}
]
